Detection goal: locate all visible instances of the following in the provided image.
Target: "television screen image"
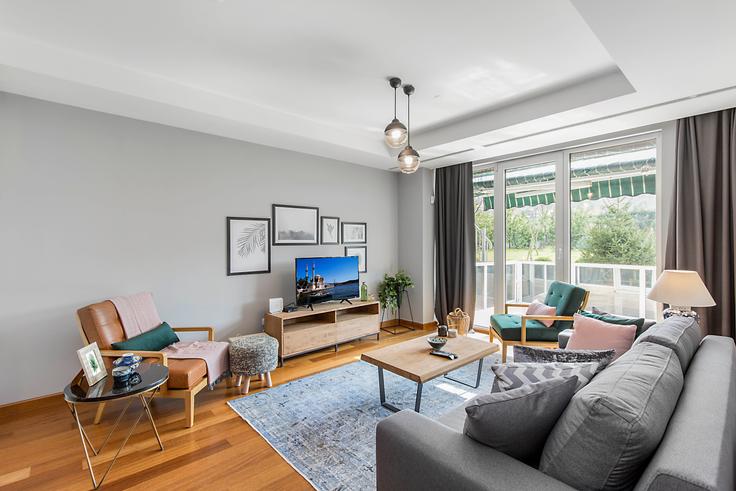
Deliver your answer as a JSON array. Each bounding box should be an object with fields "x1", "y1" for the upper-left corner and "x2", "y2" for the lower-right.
[{"x1": 295, "y1": 256, "x2": 359, "y2": 306}]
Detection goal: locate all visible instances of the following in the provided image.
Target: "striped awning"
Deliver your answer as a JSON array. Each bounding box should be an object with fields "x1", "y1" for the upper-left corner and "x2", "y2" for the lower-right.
[{"x1": 475, "y1": 158, "x2": 655, "y2": 210}]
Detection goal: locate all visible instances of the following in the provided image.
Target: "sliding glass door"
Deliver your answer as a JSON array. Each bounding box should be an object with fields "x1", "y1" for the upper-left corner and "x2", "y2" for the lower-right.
[{"x1": 473, "y1": 133, "x2": 659, "y2": 328}]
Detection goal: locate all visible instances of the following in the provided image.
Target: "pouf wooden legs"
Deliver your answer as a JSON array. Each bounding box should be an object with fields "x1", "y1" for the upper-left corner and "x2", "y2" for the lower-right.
[{"x1": 235, "y1": 371, "x2": 273, "y2": 394}]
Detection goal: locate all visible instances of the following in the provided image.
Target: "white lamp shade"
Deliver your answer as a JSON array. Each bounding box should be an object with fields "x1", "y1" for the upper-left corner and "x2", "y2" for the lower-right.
[{"x1": 647, "y1": 270, "x2": 715, "y2": 308}]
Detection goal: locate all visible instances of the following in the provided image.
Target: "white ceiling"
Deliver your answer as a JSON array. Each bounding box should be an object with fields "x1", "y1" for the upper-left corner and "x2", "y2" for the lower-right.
[{"x1": 1, "y1": 0, "x2": 735, "y2": 169}]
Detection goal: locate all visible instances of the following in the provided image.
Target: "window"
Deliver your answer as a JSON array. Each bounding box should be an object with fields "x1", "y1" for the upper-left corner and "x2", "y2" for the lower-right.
[{"x1": 473, "y1": 134, "x2": 659, "y2": 328}]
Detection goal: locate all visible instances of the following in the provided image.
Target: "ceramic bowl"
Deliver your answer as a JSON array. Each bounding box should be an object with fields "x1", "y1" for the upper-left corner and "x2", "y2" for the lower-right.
[
  {"x1": 427, "y1": 336, "x2": 448, "y2": 350},
  {"x1": 113, "y1": 354, "x2": 142, "y2": 370}
]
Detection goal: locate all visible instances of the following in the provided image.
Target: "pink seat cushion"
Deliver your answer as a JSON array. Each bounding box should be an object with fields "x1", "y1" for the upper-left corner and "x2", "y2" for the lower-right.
[
  {"x1": 567, "y1": 313, "x2": 636, "y2": 360},
  {"x1": 525, "y1": 300, "x2": 557, "y2": 327}
]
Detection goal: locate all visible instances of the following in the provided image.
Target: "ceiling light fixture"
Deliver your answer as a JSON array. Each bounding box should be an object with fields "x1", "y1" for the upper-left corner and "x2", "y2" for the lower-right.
[
  {"x1": 384, "y1": 77, "x2": 408, "y2": 148},
  {"x1": 398, "y1": 84, "x2": 420, "y2": 174}
]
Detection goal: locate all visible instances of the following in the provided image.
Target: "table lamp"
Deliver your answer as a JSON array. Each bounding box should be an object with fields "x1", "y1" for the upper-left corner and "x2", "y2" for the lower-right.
[{"x1": 647, "y1": 270, "x2": 715, "y2": 320}]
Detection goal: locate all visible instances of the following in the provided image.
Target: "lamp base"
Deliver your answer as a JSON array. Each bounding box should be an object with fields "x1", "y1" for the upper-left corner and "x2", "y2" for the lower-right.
[{"x1": 663, "y1": 306, "x2": 699, "y2": 322}]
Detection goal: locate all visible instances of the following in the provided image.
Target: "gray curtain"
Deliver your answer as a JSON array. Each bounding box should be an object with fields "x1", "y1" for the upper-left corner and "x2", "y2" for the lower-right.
[
  {"x1": 666, "y1": 108, "x2": 736, "y2": 338},
  {"x1": 434, "y1": 162, "x2": 476, "y2": 326}
]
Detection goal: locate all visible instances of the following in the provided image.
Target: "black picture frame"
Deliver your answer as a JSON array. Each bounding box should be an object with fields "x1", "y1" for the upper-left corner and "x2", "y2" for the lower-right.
[
  {"x1": 227, "y1": 217, "x2": 271, "y2": 275},
  {"x1": 272, "y1": 204, "x2": 319, "y2": 246},
  {"x1": 345, "y1": 246, "x2": 367, "y2": 273},
  {"x1": 342, "y1": 221, "x2": 367, "y2": 244},
  {"x1": 320, "y1": 216, "x2": 340, "y2": 244}
]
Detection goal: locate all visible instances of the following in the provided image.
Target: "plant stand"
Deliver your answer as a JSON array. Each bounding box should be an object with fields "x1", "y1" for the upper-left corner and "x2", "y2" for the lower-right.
[{"x1": 380, "y1": 289, "x2": 416, "y2": 335}]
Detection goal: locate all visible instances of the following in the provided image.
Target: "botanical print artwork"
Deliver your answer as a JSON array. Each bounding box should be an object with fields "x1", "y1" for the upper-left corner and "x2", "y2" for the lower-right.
[
  {"x1": 342, "y1": 222, "x2": 367, "y2": 244},
  {"x1": 77, "y1": 342, "x2": 107, "y2": 386},
  {"x1": 228, "y1": 217, "x2": 271, "y2": 275},
  {"x1": 273, "y1": 205, "x2": 319, "y2": 245},
  {"x1": 86, "y1": 351, "x2": 101, "y2": 375},
  {"x1": 321, "y1": 216, "x2": 340, "y2": 244}
]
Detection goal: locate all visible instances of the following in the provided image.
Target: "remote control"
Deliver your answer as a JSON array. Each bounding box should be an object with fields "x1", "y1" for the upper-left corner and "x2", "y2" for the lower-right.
[{"x1": 430, "y1": 350, "x2": 458, "y2": 360}]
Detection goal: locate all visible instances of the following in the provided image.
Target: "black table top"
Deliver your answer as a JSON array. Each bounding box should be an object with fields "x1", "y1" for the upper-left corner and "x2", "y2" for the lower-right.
[{"x1": 64, "y1": 362, "x2": 169, "y2": 403}]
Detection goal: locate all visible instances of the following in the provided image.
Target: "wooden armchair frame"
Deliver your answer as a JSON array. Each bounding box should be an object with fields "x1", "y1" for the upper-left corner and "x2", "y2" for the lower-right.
[
  {"x1": 490, "y1": 291, "x2": 590, "y2": 362},
  {"x1": 76, "y1": 320, "x2": 220, "y2": 428}
]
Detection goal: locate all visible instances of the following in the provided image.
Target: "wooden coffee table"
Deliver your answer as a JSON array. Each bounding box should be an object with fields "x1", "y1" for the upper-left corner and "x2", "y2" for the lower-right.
[{"x1": 361, "y1": 335, "x2": 498, "y2": 413}]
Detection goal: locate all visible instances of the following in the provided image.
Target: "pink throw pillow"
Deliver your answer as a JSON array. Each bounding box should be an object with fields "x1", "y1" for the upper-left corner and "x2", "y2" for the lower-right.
[
  {"x1": 525, "y1": 300, "x2": 556, "y2": 327},
  {"x1": 567, "y1": 313, "x2": 636, "y2": 360}
]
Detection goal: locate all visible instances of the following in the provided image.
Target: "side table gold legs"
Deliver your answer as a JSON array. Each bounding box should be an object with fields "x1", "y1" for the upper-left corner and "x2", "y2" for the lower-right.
[{"x1": 68, "y1": 388, "x2": 163, "y2": 489}]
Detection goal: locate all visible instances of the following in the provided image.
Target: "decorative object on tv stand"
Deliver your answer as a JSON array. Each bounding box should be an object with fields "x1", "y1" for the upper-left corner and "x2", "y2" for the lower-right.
[
  {"x1": 378, "y1": 271, "x2": 415, "y2": 334},
  {"x1": 320, "y1": 216, "x2": 340, "y2": 244},
  {"x1": 397, "y1": 84, "x2": 420, "y2": 174},
  {"x1": 647, "y1": 269, "x2": 715, "y2": 320},
  {"x1": 360, "y1": 281, "x2": 368, "y2": 301},
  {"x1": 272, "y1": 204, "x2": 319, "y2": 245},
  {"x1": 269, "y1": 297, "x2": 284, "y2": 314},
  {"x1": 295, "y1": 256, "x2": 361, "y2": 308},
  {"x1": 227, "y1": 216, "x2": 271, "y2": 275},
  {"x1": 77, "y1": 341, "x2": 107, "y2": 386},
  {"x1": 345, "y1": 246, "x2": 367, "y2": 273},
  {"x1": 383, "y1": 77, "x2": 408, "y2": 148},
  {"x1": 342, "y1": 221, "x2": 366, "y2": 244}
]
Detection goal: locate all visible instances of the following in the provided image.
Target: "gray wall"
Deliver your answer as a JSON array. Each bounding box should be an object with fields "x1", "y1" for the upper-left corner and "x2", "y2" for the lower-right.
[
  {"x1": 0, "y1": 92, "x2": 399, "y2": 405},
  {"x1": 398, "y1": 168, "x2": 435, "y2": 324}
]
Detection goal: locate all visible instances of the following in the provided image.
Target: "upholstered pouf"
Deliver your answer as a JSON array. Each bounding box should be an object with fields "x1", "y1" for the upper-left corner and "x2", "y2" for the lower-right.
[{"x1": 229, "y1": 333, "x2": 279, "y2": 394}]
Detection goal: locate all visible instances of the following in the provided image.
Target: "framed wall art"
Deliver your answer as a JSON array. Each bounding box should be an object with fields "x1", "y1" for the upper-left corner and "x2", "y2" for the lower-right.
[
  {"x1": 345, "y1": 245, "x2": 367, "y2": 273},
  {"x1": 272, "y1": 204, "x2": 319, "y2": 245},
  {"x1": 320, "y1": 216, "x2": 340, "y2": 244},
  {"x1": 342, "y1": 221, "x2": 367, "y2": 244},
  {"x1": 227, "y1": 216, "x2": 271, "y2": 275}
]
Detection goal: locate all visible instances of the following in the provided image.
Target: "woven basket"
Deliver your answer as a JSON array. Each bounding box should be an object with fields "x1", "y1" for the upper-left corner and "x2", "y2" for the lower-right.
[{"x1": 447, "y1": 308, "x2": 470, "y2": 336}]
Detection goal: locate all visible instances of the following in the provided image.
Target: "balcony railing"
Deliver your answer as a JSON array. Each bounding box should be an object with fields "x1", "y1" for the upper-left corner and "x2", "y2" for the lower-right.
[{"x1": 475, "y1": 260, "x2": 656, "y2": 326}]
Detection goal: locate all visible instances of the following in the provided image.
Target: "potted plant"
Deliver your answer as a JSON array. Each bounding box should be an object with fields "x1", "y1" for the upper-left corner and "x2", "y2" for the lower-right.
[{"x1": 378, "y1": 271, "x2": 415, "y2": 314}]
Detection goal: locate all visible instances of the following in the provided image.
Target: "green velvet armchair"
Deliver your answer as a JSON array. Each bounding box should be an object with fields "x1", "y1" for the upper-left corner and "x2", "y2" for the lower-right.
[{"x1": 490, "y1": 281, "x2": 589, "y2": 362}]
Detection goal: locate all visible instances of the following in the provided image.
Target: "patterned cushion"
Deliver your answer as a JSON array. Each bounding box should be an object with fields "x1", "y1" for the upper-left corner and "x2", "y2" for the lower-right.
[
  {"x1": 513, "y1": 345, "x2": 614, "y2": 368},
  {"x1": 491, "y1": 362, "x2": 601, "y2": 393}
]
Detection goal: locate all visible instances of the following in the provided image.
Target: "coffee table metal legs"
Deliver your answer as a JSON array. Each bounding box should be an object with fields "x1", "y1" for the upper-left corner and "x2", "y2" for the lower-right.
[
  {"x1": 444, "y1": 357, "x2": 484, "y2": 389},
  {"x1": 378, "y1": 367, "x2": 423, "y2": 413},
  {"x1": 69, "y1": 388, "x2": 163, "y2": 489}
]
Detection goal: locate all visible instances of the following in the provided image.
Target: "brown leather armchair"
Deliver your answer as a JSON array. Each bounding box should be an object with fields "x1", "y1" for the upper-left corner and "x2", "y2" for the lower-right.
[{"x1": 77, "y1": 300, "x2": 227, "y2": 427}]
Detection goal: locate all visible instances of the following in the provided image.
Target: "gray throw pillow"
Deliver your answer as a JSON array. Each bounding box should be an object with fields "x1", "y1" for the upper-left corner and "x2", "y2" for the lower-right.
[
  {"x1": 513, "y1": 345, "x2": 614, "y2": 368},
  {"x1": 464, "y1": 376, "x2": 578, "y2": 466},
  {"x1": 492, "y1": 362, "x2": 600, "y2": 393},
  {"x1": 633, "y1": 315, "x2": 702, "y2": 372}
]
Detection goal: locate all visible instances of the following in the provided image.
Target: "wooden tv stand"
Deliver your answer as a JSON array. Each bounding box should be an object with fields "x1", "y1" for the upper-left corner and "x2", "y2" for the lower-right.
[{"x1": 264, "y1": 301, "x2": 380, "y2": 366}]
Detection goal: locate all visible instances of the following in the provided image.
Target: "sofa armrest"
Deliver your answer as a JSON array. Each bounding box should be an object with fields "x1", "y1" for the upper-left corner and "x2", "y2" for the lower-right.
[
  {"x1": 99, "y1": 349, "x2": 168, "y2": 367},
  {"x1": 173, "y1": 326, "x2": 214, "y2": 341},
  {"x1": 376, "y1": 410, "x2": 574, "y2": 491}
]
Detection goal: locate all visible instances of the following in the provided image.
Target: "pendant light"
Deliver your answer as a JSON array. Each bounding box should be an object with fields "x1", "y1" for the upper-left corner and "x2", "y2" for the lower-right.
[
  {"x1": 398, "y1": 84, "x2": 420, "y2": 174},
  {"x1": 384, "y1": 77, "x2": 408, "y2": 148}
]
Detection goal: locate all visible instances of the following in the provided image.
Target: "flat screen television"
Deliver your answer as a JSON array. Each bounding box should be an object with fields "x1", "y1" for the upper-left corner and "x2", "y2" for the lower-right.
[{"x1": 295, "y1": 256, "x2": 359, "y2": 306}]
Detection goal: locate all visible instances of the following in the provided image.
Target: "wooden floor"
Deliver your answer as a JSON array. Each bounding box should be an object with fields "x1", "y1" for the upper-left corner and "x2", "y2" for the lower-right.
[{"x1": 0, "y1": 329, "x2": 427, "y2": 490}]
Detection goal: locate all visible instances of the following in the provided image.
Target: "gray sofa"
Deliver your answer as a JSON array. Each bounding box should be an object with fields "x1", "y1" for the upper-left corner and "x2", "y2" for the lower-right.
[{"x1": 376, "y1": 317, "x2": 736, "y2": 491}]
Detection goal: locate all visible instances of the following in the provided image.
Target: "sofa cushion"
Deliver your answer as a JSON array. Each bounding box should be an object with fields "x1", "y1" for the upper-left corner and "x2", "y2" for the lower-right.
[
  {"x1": 567, "y1": 313, "x2": 637, "y2": 360},
  {"x1": 540, "y1": 342, "x2": 683, "y2": 490},
  {"x1": 633, "y1": 315, "x2": 702, "y2": 373},
  {"x1": 513, "y1": 345, "x2": 614, "y2": 368},
  {"x1": 464, "y1": 377, "x2": 578, "y2": 466},
  {"x1": 635, "y1": 335, "x2": 736, "y2": 491},
  {"x1": 490, "y1": 314, "x2": 559, "y2": 342},
  {"x1": 166, "y1": 358, "x2": 208, "y2": 389},
  {"x1": 491, "y1": 362, "x2": 600, "y2": 393},
  {"x1": 111, "y1": 322, "x2": 179, "y2": 351},
  {"x1": 581, "y1": 309, "x2": 646, "y2": 335}
]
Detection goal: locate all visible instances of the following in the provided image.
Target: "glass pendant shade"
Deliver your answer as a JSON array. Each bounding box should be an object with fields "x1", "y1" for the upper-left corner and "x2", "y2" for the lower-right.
[
  {"x1": 398, "y1": 145, "x2": 420, "y2": 174},
  {"x1": 384, "y1": 118, "x2": 408, "y2": 148}
]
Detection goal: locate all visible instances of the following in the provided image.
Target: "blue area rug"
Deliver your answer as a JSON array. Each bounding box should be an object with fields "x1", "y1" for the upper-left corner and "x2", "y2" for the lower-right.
[{"x1": 228, "y1": 356, "x2": 501, "y2": 490}]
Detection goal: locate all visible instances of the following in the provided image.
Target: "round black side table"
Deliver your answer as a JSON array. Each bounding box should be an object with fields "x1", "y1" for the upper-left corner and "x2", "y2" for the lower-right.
[{"x1": 64, "y1": 362, "x2": 169, "y2": 489}]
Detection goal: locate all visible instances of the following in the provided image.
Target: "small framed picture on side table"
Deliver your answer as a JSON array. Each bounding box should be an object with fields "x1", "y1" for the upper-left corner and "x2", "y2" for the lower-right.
[{"x1": 77, "y1": 342, "x2": 107, "y2": 386}]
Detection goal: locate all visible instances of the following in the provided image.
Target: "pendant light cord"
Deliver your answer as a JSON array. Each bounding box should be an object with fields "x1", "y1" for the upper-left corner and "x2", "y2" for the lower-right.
[
  {"x1": 393, "y1": 87, "x2": 397, "y2": 119},
  {"x1": 407, "y1": 92, "x2": 411, "y2": 146}
]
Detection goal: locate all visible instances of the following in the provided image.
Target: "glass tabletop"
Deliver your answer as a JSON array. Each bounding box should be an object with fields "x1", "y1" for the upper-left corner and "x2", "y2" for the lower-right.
[{"x1": 64, "y1": 362, "x2": 169, "y2": 403}]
